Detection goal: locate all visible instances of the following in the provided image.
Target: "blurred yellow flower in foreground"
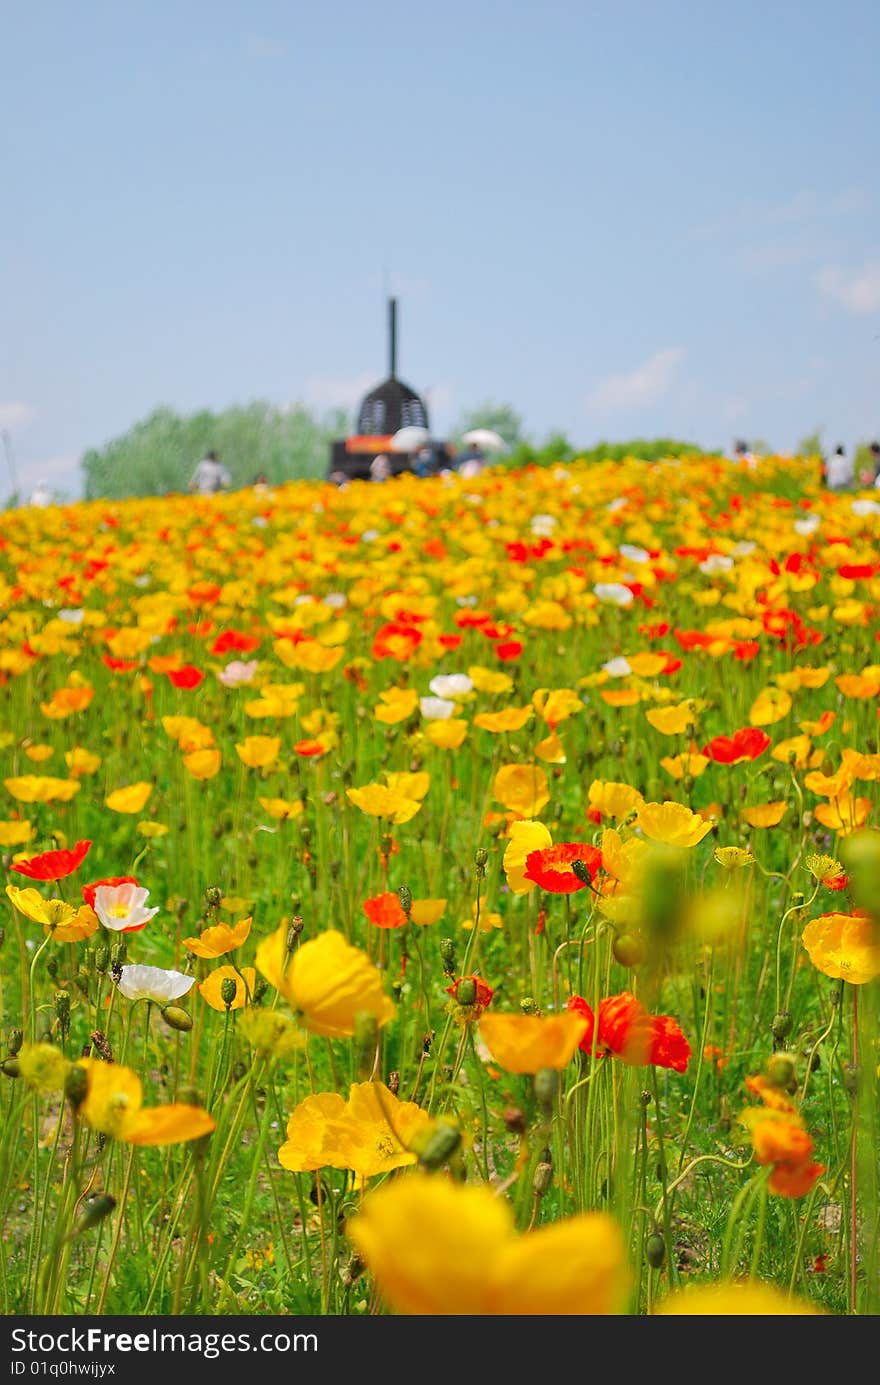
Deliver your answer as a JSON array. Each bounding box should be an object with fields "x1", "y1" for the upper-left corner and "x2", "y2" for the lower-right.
[
  {"x1": 657, "y1": 1282, "x2": 822, "y2": 1314},
  {"x1": 279, "y1": 1082, "x2": 430, "y2": 1178},
  {"x1": 77, "y1": 1058, "x2": 215, "y2": 1146},
  {"x1": 347, "y1": 1175, "x2": 629, "y2": 1315},
  {"x1": 255, "y1": 925, "x2": 395, "y2": 1037},
  {"x1": 479, "y1": 1011, "x2": 588, "y2": 1073}
]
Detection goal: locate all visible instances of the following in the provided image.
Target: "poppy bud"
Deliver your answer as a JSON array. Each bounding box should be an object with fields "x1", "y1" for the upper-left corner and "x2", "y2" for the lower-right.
[
  {"x1": 379, "y1": 834, "x2": 393, "y2": 858},
  {"x1": 162, "y1": 1006, "x2": 194, "y2": 1032},
  {"x1": 439, "y1": 937, "x2": 456, "y2": 976},
  {"x1": 46, "y1": 955, "x2": 59, "y2": 980},
  {"x1": 520, "y1": 996, "x2": 540, "y2": 1015},
  {"x1": 474, "y1": 847, "x2": 489, "y2": 877},
  {"x1": 1, "y1": 1058, "x2": 20, "y2": 1079},
  {"x1": 387, "y1": 1070, "x2": 400, "y2": 1096},
  {"x1": 455, "y1": 978, "x2": 477, "y2": 1007},
  {"x1": 397, "y1": 884, "x2": 413, "y2": 916},
  {"x1": 204, "y1": 886, "x2": 223, "y2": 908},
  {"x1": 339, "y1": 1253, "x2": 364, "y2": 1289},
  {"x1": 503, "y1": 1106, "x2": 526, "y2": 1135},
  {"x1": 534, "y1": 1067, "x2": 559, "y2": 1112},
  {"x1": 771, "y1": 1011, "x2": 792, "y2": 1042},
  {"x1": 75, "y1": 1193, "x2": 116, "y2": 1233},
  {"x1": 7, "y1": 1027, "x2": 23, "y2": 1057},
  {"x1": 416, "y1": 1119, "x2": 461, "y2": 1171},
  {"x1": 64, "y1": 1064, "x2": 89, "y2": 1110},
  {"x1": 613, "y1": 932, "x2": 646, "y2": 967},
  {"x1": 76, "y1": 965, "x2": 91, "y2": 994},
  {"x1": 219, "y1": 978, "x2": 238, "y2": 1011},
  {"x1": 253, "y1": 976, "x2": 269, "y2": 1004},
  {"x1": 54, "y1": 991, "x2": 71, "y2": 1036},
  {"x1": 766, "y1": 1052, "x2": 797, "y2": 1091},
  {"x1": 533, "y1": 1160, "x2": 553, "y2": 1197},
  {"x1": 110, "y1": 942, "x2": 127, "y2": 968},
  {"x1": 90, "y1": 1030, "x2": 113, "y2": 1063},
  {"x1": 94, "y1": 946, "x2": 109, "y2": 975},
  {"x1": 571, "y1": 858, "x2": 593, "y2": 885},
  {"x1": 646, "y1": 1232, "x2": 666, "y2": 1268}
]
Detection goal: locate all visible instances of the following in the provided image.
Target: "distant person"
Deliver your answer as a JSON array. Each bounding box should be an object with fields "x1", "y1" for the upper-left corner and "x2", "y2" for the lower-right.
[
  {"x1": 859, "y1": 442, "x2": 880, "y2": 487},
  {"x1": 454, "y1": 443, "x2": 486, "y2": 478},
  {"x1": 188, "y1": 450, "x2": 231, "y2": 495},
  {"x1": 28, "y1": 479, "x2": 53, "y2": 507},
  {"x1": 825, "y1": 445, "x2": 853, "y2": 491},
  {"x1": 369, "y1": 454, "x2": 391, "y2": 482},
  {"x1": 733, "y1": 439, "x2": 756, "y2": 469}
]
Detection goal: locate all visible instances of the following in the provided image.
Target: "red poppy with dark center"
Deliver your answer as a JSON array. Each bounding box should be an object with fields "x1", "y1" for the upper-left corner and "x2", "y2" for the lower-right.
[
  {"x1": 524, "y1": 843, "x2": 603, "y2": 893},
  {"x1": 701, "y1": 727, "x2": 770, "y2": 764},
  {"x1": 567, "y1": 992, "x2": 691, "y2": 1072},
  {"x1": 445, "y1": 975, "x2": 493, "y2": 1014},
  {"x1": 82, "y1": 875, "x2": 138, "y2": 909},
  {"x1": 13, "y1": 839, "x2": 92, "y2": 882},
  {"x1": 166, "y1": 665, "x2": 204, "y2": 690},
  {"x1": 362, "y1": 892, "x2": 408, "y2": 929}
]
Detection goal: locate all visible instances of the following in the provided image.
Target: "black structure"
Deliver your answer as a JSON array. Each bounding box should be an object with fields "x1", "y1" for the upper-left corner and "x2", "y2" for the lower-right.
[{"x1": 328, "y1": 299, "x2": 431, "y2": 481}]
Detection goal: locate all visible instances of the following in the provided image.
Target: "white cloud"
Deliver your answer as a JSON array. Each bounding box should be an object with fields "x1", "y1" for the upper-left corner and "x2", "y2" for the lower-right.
[
  {"x1": 0, "y1": 402, "x2": 35, "y2": 430},
  {"x1": 816, "y1": 263, "x2": 880, "y2": 314},
  {"x1": 300, "y1": 371, "x2": 376, "y2": 411},
  {"x1": 587, "y1": 348, "x2": 684, "y2": 412}
]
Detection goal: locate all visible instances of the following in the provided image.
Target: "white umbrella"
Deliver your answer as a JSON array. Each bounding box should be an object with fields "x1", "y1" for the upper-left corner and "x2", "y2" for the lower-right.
[
  {"x1": 462, "y1": 428, "x2": 506, "y2": 452},
  {"x1": 391, "y1": 426, "x2": 431, "y2": 454}
]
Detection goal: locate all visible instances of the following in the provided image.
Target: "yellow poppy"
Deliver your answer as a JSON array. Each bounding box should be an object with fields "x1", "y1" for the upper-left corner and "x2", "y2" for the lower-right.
[
  {"x1": 235, "y1": 736, "x2": 281, "y2": 770},
  {"x1": 183, "y1": 748, "x2": 222, "y2": 780},
  {"x1": 77, "y1": 1058, "x2": 214, "y2": 1146},
  {"x1": 468, "y1": 666, "x2": 514, "y2": 694},
  {"x1": 635, "y1": 801, "x2": 713, "y2": 848},
  {"x1": 657, "y1": 1283, "x2": 821, "y2": 1315},
  {"x1": 492, "y1": 764, "x2": 550, "y2": 818},
  {"x1": 0, "y1": 819, "x2": 33, "y2": 846},
  {"x1": 741, "y1": 801, "x2": 787, "y2": 828},
  {"x1": 749, "y1": 687, "x2": 792, "y2": 727},
  {"x1": 279, "y1": 1082, "x2": 430, "y2": 1178},
  {"x1": 198, "y1": 965, "x2": 257, "y2": 1010},
  {"x1": 373, "y1": 687, "x2": 419, "y2": 724},
  {"x1": 409, "y1": 898, "x2": 447, "y2": 926},
  {"x1": 184, "y1": 917, "x2": 252, "y2": 958},
  {"x1": 532, "y1": 687, "x2": 582, "y2": 726},
  {"x1": 502, "y1": 820, "x2": 553, "y2": 894},
  {"x1": 5, "y1": 776, "x2": 81, "y2": 804},
  {"x1": 255, "y1": 925, "x2": 395, "y2": 1037},
  {"x1": 105, "y1": 782, "x2": 153, "y2": 814},
  {"x1": 24, "y1": 745, "x2": 54, "y2": 763},
  {"x1": 588, "y1": 780, "x2": 644, "y2": 820},
  {"x1": 660, "y1": 752, "x2": 710, "y2": 780},
  {"x1": 478, "y1": 1011, "x2": 588, "y2": 1073},
  {"x1": 802, "y1": 911, "x2": 880, "y2": 985},
  {"x1": 814, "y1": 796, "x2": 872, "y2": 833},
  {"x1": 64, "y1": 748, "x2": 101, "y2": 777},
  {"x1": 5, "y1": 886, "x2": 99, "y2": 942},
  {"x1": 425, "y1": 719, "x2": 468, "y2": 749},
  {"x1": 473, "y1": 706, "x2": 534, "y2": 733},
  {"x1": 258, "y1": 795, "x2": 304, "y2": 820},
  {"x1": 534, "y1": 730, "x2": 567, "y2": 763},
  {"x1": 346, "y1": 783, "x2": 423, "y2": 823},
  {"x1": 645, "y1": 703, "x2": 697, "y2": 735},
  {"x1": 347, "y1": 1175, "x2": 628, "y2": 1315}
]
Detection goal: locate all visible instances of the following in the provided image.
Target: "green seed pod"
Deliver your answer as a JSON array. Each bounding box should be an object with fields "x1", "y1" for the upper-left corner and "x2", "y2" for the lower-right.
[
  {"x1": 520, "y1": 996, "x2": 540, "y2": 1015},
  {"x1": 219, "y1": 978, "x2": 238, "y2": 1010},
  {"x1": 253, "y1": 976, "x2": 269, "y2": 1004},
  {"x1": 417, "y1": 1120, "x2": 462, "y2": 1171},
  {"x1": 7, "y1": 1027, "x2": 23, "y2": 1057},
  {"x1": 439, "y1": 937, "x2": 456, "y2": 976},
  {"x1": 162, "y1": 1006, "x2": 194, "y2": 1032},
  {"x1": 766, "y1": 1052, "x2": 797, "y2": 1091},
  {"x1": 613, "y1": 932, "x2": 646, "y2": 968},
  {"x1": 534, "y1": 1067, "x2": 559, "y2": 1112},
  {"x1": 474, "y1": 847, "x2": 489, "y2": 876},
  {"x1": 90, "y1": 1030, "x2": 113, "y2": 1063},
  {"x1": 110, "y1": 942, "x2": 127, "y2": 969},
  {"x1": 64, "y1": 1064, "x2": 89, "y2": 1110},
  {"x1": 571, "y1": 858, "x2": 593, "y2": 885},
  {"x1": 75, "y1": 1194, "x2": 116, "y2": 1232},
  {"x1": 1, "y1": 1057, "x2": 20, "y2": 1079},
  {"x1": 771, "y1": 1011, "x2": 793, "y2": 1042},
  {"x1": 646, "y1": 1232, "x2": 666, "y2": 1269},
  {"x1": 455, "y1": 978, "x2": 477, "y2": 1007},
  {"x1": 204, "y1": 886, "x2": 223, "y2": 908},
  {"x1": 54, "y1": 991, "x2": 71, "y2": 1024},
  {"x1": 94, "y1": 946, "x2": 110, "y2": 975}
]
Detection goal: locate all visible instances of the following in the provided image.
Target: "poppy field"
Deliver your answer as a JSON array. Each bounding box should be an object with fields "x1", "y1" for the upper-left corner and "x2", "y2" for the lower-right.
[{"x1": 0, "y1": 452, "x2": 878, "y2": 1317}]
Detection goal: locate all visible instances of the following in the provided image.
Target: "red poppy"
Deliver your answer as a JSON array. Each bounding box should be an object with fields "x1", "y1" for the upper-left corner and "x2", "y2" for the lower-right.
[
  {"x1": 166, "y1": 665, "x2": 204, "y2": 690},
  {"x1": 362, "y1": 892, "x2": 408, "y2": 929},
  {"x1": 495, "y1": 640, "x2": 523, "y2": 662},
  {"x1": 822, "y1": 872, "x2": 848, "y2": 892},
  {"x1": 293, "y1": 739, "x2": 326, "y2": 757},
  {"x1": 567, "y1": 993, "x2": 691, "y2": 1073},
  {"x1": 102, "y1": 655, "x2": 138, "y2": 673},
  {"x1": 12, "y1": 839, "x2": 92, "y2": 882},
  {"x1": 82, "y1": 875, "x2": 138, "y2": 909},
  {"x1": 701, "y1": 727, "x2": 770, "y2": 764},
  {"x1": 211, "y1": 630, "x2": 260, "y2": 655},
  {"x1": 371, "y1": 623, "x2": 422, "y2": 661},
  {"x1": 445, "y1": 975, "x2": 494, "y2": 1014},
  {"x1": 438, "y1": 634, "x2": 463, "y2": 651},
  {"x1": 524, "y1": 843, "x2": 603, "y2": 893}
]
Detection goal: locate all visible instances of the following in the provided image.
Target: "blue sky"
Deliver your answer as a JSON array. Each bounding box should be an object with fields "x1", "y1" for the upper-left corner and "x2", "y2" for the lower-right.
[{"x1": 3, "y1": 0, "x2": 879, "y2": 498}]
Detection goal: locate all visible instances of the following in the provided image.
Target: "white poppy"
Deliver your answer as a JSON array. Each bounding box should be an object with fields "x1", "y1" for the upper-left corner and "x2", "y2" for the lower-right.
[
  {"x1": 593, "y1": 582, "x2": 634, "y2": 606},
  {"x1": 218, "y1": 660, "x2": 258, "y2": 688},
  {"x1": 94, "y1": 883, "x2": 160, "y2": 934},
  {"x1": 420, "y1": 696, "x2": 457, "y2": 720},
  {"x1": 428, "y1": 674, "x2": 473, "y2": 699},
  {"x1": 117, "y1": 964, "x2": 194, "y2": 1004}
]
